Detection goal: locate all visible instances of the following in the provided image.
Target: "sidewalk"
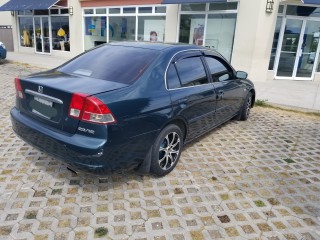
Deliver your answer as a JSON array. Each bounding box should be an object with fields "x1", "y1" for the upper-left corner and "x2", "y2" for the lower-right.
[
  {"x1": 6, "y1": 51, "x2": 70, "y2": 69},
  {"x1": 5, "y1": 51, "x2": 320, "y2": 112},
  {"x1": 254, "y1": 80, "x2": 320, "y2": 112}
]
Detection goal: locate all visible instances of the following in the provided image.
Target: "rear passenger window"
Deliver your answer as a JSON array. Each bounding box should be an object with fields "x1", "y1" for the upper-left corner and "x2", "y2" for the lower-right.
[
  {"x1": 205, "y1": 57, "x2": 233, "y2": 82},
  {"x1": 167, "y1": 64, "x2": 181, "y2": 89},
  {"x1": 175, "y1": 57, "x2": 208, "y2": 87}
]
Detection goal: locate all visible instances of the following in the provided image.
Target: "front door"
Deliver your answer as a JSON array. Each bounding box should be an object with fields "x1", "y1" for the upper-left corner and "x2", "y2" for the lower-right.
[
  {"x1": 34, "y1": 17, "x2": 50, "y2": 54},
  {"x1": 276, "y1": 18, "x2": 320, "y2": 80}
]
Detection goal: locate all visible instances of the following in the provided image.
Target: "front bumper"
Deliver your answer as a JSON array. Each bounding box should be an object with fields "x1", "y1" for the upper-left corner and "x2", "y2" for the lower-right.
[{"x1": 10, "y1": 108, "x2": 148, "y2": 174}]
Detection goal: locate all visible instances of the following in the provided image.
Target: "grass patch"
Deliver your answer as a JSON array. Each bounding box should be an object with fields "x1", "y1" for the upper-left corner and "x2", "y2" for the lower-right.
[
  {"x1": 94, "y1": 227, "x2": 108, "y2": 238},
  {"x1": 254, "y1": 200, "x2": 266, "y2": 207},
  {"x1": 283, "y1": 158, "x2": 295, "y2": 164},
  {"x1": 220, "y1": 194, "x2": 229, "y2": 200},
  {"x1": 268, "y1": 198, "x2": 280, "y2": 206},
  {"x1": 255, "y1": 99, "x2": 320, "y2": 118},
  {"x1": 25, "y1": 211, "x2": 37, "y2": 219},
  {"x1": 174, "y1": 188, "x2": 184, "y2": 194},
  {"x1": 255, "y1": 99, "x2": 269, "y2": 106}
]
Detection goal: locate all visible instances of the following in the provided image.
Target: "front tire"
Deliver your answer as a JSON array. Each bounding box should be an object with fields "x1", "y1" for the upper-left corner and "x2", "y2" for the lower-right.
[
  {"x1": 150, "y1": 124, "x2": 183, "y2": 177},
  {"x1": 238, "y1": 92, "x2": 252, "y2": 121}
]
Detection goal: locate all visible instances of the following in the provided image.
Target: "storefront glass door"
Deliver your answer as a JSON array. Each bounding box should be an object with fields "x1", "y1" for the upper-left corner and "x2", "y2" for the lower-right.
[
  {"x1": 276, "y1": 18, "x2": 320, "y2": 80},
  {"x1": 34, "y1": 17, "x2": 50, "y2": 54}
]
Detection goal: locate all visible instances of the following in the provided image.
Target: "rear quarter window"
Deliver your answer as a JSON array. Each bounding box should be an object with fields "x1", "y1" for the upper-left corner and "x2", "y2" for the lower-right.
[
  {"x1": 58, "y1": 45, "x2": 159, "y2": 85},
  {"x1": 175, "y1": 57, "x2": 208, "y2": 87}
]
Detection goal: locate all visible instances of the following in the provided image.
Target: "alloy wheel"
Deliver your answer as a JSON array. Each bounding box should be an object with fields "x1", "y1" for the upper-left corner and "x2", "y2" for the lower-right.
[{"x1": 158, "y1": 132, "x2": 181, "y2": 170}]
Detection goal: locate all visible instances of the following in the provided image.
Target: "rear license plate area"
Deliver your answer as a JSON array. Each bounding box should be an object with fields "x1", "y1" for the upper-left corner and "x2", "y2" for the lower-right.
[{"x1": 30, "y1": 96, "x2": 57, "y2": 119}]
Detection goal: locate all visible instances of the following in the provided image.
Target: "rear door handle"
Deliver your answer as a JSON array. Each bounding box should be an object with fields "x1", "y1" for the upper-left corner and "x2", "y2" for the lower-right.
[
  {"x1": 178, "y1": 98, "x2": 188, "y2": 108},
  {"x1": 178, "y1": 98, "x2": 188, "y2": 104},
  {"x1": 217, "y1": 90, "x2": 224, "y2": 100}
]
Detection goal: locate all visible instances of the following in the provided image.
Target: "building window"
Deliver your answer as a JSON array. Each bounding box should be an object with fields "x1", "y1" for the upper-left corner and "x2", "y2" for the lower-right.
[
  {"x1": 19, "y1": 17, "x2": 34, "y2": 48},
  {"x1": 18, "y1": 10, "x2": 70, "y2": 53},
  {"x1": 84, "y1": 16, "x2": 107, "y2": 50},
  {"x1": 205, "y1": 14, "x2": 237, "y2": 61},
  {"x1": 51, "y1": 16, "x2": 70, "y2": 51},
  {"x1": 138, "y1": 16, "x2": 165, "y2": 42},
  {"x1": 268, "y1": 16, "x2": 283, "y2": 70},
  {"x1": 83, "y1": 6, "x2": 166, "y2": 50},
  {"x1": 109, "y1": 16, "x2": 136, "y2": 42},
  {"x1": 179, "y1": 14, "x2": 205, "y2": 45},
  {"x1": 178, "y1": 3, "x2": 238, "y2": 61}
]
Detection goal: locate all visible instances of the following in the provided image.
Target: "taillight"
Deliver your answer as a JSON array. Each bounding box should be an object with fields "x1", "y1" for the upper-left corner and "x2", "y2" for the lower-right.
[
  {"x1": 69, "y1": 93, "x2": 116, "y2": 124},
  {"x1": 14, "y1": 78, "x2": 24, "y2": 99}
]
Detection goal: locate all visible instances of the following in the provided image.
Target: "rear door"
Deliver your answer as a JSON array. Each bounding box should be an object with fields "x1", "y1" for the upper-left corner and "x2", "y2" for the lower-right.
[
  {"x1": 167, "y1": 51, "x2": 217, "y2": 140},
  {"x1": 203, "y1": 54, "x2": 244, "y2": 122}
]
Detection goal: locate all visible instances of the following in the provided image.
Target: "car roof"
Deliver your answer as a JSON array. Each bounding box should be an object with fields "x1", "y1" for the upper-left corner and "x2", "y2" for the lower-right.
[{"x1": 108, "y1": 41, "x2": 205, "y2": 52}]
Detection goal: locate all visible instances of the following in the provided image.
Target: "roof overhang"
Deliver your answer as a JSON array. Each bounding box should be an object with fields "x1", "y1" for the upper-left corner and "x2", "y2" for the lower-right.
[{"x1": 0, "y1": 0, "x2": 60, "y2": 11}]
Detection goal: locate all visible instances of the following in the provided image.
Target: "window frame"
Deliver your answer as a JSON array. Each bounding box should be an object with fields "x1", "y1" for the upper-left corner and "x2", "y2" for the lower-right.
[
  {"x1": 202, "y1": 53, "x2": 235, "y2": 82},
  {"x1": 166, "y1": 49, "x2": 213, "y2": 90}
]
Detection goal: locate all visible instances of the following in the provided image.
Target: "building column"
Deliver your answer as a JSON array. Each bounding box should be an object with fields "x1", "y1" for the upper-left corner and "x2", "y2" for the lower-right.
[
  {"x1": 231, "y1": 0, "x2": 280, "y2": 81},
  {"x1": 165, "y1": 4, "x2": 179, "y2": 43}
]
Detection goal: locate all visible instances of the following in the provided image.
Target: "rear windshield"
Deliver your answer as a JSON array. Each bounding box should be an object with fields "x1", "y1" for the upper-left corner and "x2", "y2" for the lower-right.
[{"x1": 58, "y1": 45, "x2": 159, "y2": 84}]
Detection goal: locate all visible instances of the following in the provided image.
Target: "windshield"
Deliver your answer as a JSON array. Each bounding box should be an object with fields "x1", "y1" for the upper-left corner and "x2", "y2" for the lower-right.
[{"x1": 58, "y1": 45, "x2": 159, "y2": 84}]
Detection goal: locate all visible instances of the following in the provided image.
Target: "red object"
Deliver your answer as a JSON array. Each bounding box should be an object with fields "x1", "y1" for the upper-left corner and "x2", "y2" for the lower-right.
[
  {"x1": 14, "y1": 78, "x2": 24, "y2": 99},
  {"x1": 69, "y1": 93, "x2": 116, "y2": 124}
]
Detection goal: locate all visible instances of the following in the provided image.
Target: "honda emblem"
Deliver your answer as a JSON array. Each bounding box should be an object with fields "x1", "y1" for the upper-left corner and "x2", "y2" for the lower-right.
[{"x1": 38, "y1": 86, "x2": 43, "y2": 94}]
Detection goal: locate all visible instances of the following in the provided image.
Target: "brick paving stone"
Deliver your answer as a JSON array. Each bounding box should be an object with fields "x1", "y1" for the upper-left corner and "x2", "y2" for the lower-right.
[{"x1": 0, "y1": 61, "x2": 320, "y2": 239}]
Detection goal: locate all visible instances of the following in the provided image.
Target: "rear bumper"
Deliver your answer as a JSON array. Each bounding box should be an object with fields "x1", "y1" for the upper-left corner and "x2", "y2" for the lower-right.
[{"x1": 10, "y1": 107, "x2": 152, "y2": 174}]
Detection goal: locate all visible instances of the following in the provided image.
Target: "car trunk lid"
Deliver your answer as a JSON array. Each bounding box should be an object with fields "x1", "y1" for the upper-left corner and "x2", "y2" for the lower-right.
[{"x1": 17, "y1": 70, "x2": 127, "y2": 134}]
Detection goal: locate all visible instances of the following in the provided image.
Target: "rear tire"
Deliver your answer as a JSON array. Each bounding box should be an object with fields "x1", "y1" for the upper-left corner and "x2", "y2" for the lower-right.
[
  {"x1": 150, "y1": 124, "x2": 183, "y2": 177},
  {"x1": 238, "y1": 92, "x2": 252, "y2": 121}
]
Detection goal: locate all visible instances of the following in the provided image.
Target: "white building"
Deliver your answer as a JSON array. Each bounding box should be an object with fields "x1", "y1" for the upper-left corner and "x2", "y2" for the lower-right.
[{"x1": 1, "y1": 0, "x2": 320, "y2": 82}]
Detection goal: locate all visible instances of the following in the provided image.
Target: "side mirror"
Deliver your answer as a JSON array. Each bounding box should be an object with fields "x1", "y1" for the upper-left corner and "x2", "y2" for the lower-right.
[{"x1": 236, "y1": 71, "x2": 248, "y2": 80}]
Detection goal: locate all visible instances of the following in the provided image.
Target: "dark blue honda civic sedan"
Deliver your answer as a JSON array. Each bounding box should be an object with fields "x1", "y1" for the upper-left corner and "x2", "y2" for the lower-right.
[{"x1": 11, "y1": 42, "x2": 255, "y2": 176}]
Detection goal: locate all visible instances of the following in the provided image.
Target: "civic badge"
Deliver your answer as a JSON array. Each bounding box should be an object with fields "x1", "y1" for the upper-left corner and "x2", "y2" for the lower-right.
[{"x1": 38, "y1": 86, "x2": 43, "y2": 94}]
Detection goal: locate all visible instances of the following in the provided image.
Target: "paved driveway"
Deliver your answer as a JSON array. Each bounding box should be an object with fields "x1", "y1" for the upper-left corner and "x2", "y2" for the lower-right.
[{"x1": 0, "y1": 61, "x2": 320, "y2": 239}]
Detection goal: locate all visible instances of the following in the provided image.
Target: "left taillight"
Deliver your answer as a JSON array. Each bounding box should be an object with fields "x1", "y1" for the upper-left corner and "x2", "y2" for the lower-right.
[
  {"x1": 69, "y1": 93, "x2": 116, "y2": 125},
  {"x1": 14, "y1": 78, "x2": 24, "y2": 99}
]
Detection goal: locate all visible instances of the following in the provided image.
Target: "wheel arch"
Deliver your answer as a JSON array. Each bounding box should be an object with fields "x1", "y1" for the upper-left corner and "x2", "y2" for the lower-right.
[{"x1": 250, "y1": 89, "x2": 256, "y2": 108}]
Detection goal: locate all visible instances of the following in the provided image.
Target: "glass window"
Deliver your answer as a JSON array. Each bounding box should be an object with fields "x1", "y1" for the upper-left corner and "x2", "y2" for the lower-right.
[
  {"x1": 58, "y1": 45, "x2": 159, "y2": 85},
  {"x1": 123, "y1": 7, "x2": 136, "y2": 14},
  {"x1": 61, "y1": 9, "x2": 69, "y2": 14},
  {"x1": 167, "y1": 64, "x2": 181, "y2": 89},
  {"x1": 278, "y1": 5, "x2": 284, "y2": 14},
  {"x1": 84, "y1": 9, "x2": 94, "y2": 14},
  {"x1": 50, "y1": 9, "x2": 59, "y2": 14},
  {"x1": 155, "y1": 6, "x2": 166, "y2": 13},
  {"x1": 181, "y1": 4, "x2": 206, "y2": 12},
  {"x1": 96, "y1": 8, "x2": 106, "y2": 14},
  {"x1": 175, "y1": 57, "x2": 208, "y2": 87},
  {"x1": 204, "y1": 14, "x2": 237, "y2": 61},
  {"x1": 268, "y1": 16, "x2": 283, "y2": 70},
  {"x1": 84, "y1": 16, "x2": 107, "y2": 50},
  {"x1": 109, "y1": 8, "x2": 120, "y2": 14},
  {"x1": 18, "y1": 10, "x2": 32, "y2": 15},
  {"x1": 109, "y1": 16, "x2": 136, "y2": 42},
  {"x1": 51, "y1": 16, "x2": 70, "y2": 51},
  {"x1": 139, "y1": 7, "x2": 152, "y2": 14},
  {"x1": 19, "y1": 17, "x2": 34, "y2": 48},
  {"x1": 286, "y1": 5, "x2": 320, "y2": 17},
  {"x1": 34, "y1": 10, "x2": 49, "y2": 15},
  {"x1": 138, "y1": 16, "x2": 165, "y2": 42},
  {"x1": 209, "y1": 2, "x2": 238, "y2": 11},
  {"x1": 205, "y1": 57, "x2": 233, "y2": 81},
  {"x1": 179, "y1": 14, "x2": 205, "y2": 45}
]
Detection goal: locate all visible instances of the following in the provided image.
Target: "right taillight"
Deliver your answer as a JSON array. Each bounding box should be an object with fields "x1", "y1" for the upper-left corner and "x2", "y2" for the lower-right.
[
  {"x1": 14, "y1": 78, "x2": 24, "y2": 99},
  {"x1": 69, "y1": 93, "x2": 116, "y2": 125}
]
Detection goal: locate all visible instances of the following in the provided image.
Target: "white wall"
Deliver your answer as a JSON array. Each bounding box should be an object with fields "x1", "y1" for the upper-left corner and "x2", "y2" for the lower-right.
[
  {"x1": 0, "y1": 0, "x2": 12, "y2": 26},
  {"x1": 165, "y1": 4, "x2": 179, "y2": 43},
  {"x1": 231, "y1": 0, "x2": 280, "y2": 81}
]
